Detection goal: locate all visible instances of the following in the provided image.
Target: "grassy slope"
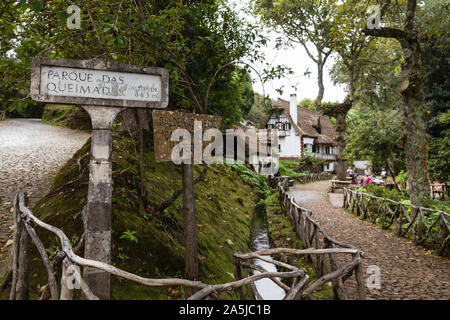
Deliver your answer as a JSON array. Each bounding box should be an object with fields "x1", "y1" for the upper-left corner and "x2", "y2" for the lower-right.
[{"x1": 25, "y1": 131, "x2": 259, "y2": 300}]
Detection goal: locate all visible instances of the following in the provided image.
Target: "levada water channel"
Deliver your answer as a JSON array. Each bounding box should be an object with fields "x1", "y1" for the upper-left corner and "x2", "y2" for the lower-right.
[{"x1": 249, "y1": 204, "x2": 286, "y2": 300}]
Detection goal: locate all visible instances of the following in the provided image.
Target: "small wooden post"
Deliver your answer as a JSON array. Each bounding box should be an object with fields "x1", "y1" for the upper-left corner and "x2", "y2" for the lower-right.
[
  {"x1": 233, "y1": 255, "x2": 243, "y2": 300},
  {"x1": 9, "y1": 195, "x2": 21, "y2": 300},
  {"x1": 15, "y1": 221, "x2": 31, "y2": 300},
  {"x1": 354, "y1": 254, "x2": 366, "y2": 300},
  {"x1": 182, "y1": 163, "x2": 199, "y2": 297}
]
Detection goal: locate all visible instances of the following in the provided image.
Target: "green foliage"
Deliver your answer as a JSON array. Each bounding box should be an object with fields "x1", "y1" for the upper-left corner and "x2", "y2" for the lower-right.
[
  {"x1": 429, "y1": 132, "x2": 450, "y2": 183},
  {"x1": 246, "y1": 93, "x2": 273, "y2": 126},
  {"x1": 298, "y1": 153, "x2": 326, "y2": 167},
  {"x1": 120, "y1": 230, "x2": 139, "y2": 244},
  {"x1": 363, "y1": 185, "x2": 406, "y2": 202},
  {"x1": 0, "y1": 0, "x2": 268, "y2": 126},
  {"x1": 299, "y1": 98, "x2": 315, "y2": 111},
  {"x1": 345, "y1": 103, "x2": 404, "y2": 174},
  {"x1": 395, "y1": 170, "x2": 408, "y2": 190},
  {"x1": 278, "y1": 162, "x2": 297, "y2": 177},
  {"x1": 228, "y1": 162, "x2": 270, "y2": 195}
]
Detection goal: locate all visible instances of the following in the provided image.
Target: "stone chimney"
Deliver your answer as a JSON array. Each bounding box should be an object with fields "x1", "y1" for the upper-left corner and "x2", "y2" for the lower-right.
[{"x1": 289, "y1": 93, "x2": 298, "y2": 124}]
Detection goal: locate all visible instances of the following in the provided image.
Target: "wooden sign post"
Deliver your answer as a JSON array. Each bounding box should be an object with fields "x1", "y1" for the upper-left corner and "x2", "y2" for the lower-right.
[
  {"x1": 31, "y1": 58, "x2": 168, "y2": 299},
  {"x1": 152, "y1": 110, "x2": 221, "y2": 296}
]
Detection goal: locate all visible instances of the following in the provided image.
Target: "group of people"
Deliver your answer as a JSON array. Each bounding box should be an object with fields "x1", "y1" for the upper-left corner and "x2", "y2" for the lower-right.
[{"x1": 362, "y1": 168, "x2": 389, "y2": 186}]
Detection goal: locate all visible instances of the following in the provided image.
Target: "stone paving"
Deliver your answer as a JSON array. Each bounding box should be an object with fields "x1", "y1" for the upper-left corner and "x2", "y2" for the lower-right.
[
  {"x1": 0, "y1": 119, "x2": 90, "y2": 268},
  {"x1": 290, "y1": 180, "x2": 450, "y2": 300}
]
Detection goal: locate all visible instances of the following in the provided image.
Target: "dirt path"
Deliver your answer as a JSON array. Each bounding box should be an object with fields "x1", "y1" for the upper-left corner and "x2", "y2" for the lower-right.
[
  {"x1": 0, "y1": 119, "x2": 90, "y2": 266},
  {"x1": 290, "y1": 180, "x2": 450, "y2": 300}
]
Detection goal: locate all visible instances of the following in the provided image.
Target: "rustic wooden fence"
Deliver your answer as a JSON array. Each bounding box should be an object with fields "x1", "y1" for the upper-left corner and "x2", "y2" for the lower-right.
[
  {"x1": 0, "y1": 110, "x2": 6, "y2": 121},
  {"x1": 276, "y1": 179, "x2": 366, "y2": 299},
  {"x1": 431, "y1": 184, "x2": 449, "y2": 200},
  {"x1": 295, "y1": 172, "x2": 331, "y2": 184},
  {"x1": 2, "y1": 191, "x2": 364, "y2": 300},
  {"x1": 343, "y1": 188, "x2": 450, "y2": 256},
  {"x1": 268, "y1": 172, "x2": 331, "y2": 188}
]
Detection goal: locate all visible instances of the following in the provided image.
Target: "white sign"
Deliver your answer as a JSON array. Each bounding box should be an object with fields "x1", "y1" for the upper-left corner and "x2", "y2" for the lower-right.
[
  {"x1": 40, "y1": 66, "x2": 162, "y2": 102},
  {"x1": 31, "y1": 58, "x2": 169, "y2": 108}
]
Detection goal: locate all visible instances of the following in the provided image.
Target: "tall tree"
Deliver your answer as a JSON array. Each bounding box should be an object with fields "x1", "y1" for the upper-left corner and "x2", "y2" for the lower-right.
[
  {"x1": 253, "y1": 0, "x2": 336, "y2": 104},
  {"x1": 365, "y1": 0, "x2": 431, "y2": 206},
  {"x1": 316, "y1": 0, "x2": 373, "y2": 180}
]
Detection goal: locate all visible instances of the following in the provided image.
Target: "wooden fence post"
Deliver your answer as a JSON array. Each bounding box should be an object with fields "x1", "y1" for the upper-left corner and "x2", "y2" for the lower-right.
[
  {"x1": 15, "y1": 223, "x2": 31, "y2": 300},
  {"x1": 354, "y1": 255, "x2": 366, "y2": 300},
  {"x1": 182, "y1": 163, "x2": 199, "y2": 298},
  {"x1": 233, "y1": 256, "x2": 243, "y2": 300},
  {"x1": 10, "y1": 195, "x2": 21, "y2": 300}
]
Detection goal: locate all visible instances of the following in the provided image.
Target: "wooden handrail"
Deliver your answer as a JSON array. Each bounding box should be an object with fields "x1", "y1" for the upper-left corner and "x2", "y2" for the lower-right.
[
  {"x1": 343, "y1": 187, "x2": 450, "y2": 256},
  {"x1": 7, "y1": 190, "x2": 368, "y2": 300},
  {"x1": 275, "y1": 178, "x2": 366, "y2": 299}
]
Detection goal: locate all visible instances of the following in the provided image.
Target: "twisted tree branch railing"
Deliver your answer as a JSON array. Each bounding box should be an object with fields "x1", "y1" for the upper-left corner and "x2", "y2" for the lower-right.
[
  {"x1": 294, "y1": 172, "x2": 331, "y2": 184},
  {"x1": 343, "y1": 188, "x2": 450, "y2": 256},
  {"x1": 6, "y1": 190, "x2": 365, "y2": 300},
  {"x1": 275, "y1": 179, "x2": 366, "y2": 300},
  {"x1": 268, "y1": 172, "x2": 330, "y2": 188}
]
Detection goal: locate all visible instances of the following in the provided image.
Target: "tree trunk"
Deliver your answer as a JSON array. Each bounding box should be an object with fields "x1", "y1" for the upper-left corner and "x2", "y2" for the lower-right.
[
  {"x1": 400, "y1": 37, "x2": 430, "y2": 207},
  {"x1": 315, "y1": 52, "x2": 325, "y2": 105},
  {"x1": 335, "y1": 111, "x2": 349, "y2": 181},
  {"x1": 364, "y1": 0, "x2": 430, "y2": 207},
  {"x1": 139, "y1": 123, "x2": 146, "y2": 201},
  {"x1": 182, "y1": 163, "x2": 198, "y2": 297}
]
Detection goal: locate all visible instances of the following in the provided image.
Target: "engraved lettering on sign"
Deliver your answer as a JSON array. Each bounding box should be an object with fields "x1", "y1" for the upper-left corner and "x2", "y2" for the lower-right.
[
  {"x1": 152, "y1": 110, "x2": 222, "y2": 162},
  {"x1": 40, "y1": 66, "x2": 161, "y2": 102}
]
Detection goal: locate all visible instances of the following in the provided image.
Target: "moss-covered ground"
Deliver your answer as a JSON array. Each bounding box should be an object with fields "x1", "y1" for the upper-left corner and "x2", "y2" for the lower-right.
[{"x1": 17, "y1": 130, "x2": 263, "y2": 300}]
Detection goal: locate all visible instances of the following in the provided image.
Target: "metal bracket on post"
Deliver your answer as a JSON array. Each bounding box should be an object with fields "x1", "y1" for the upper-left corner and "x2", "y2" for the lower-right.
[{"x1": 81, "y1": 106, "x2": 124, "y2": 300}]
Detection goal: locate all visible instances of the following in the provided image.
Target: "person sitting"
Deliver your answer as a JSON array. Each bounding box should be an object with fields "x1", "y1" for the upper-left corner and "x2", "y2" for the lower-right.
[
  {"x1": 346, "y1": 167, "x2": 352, "y2": 177},
  {"x1": 363, "y1": 174, "x2": 372, "y2": 186},
  {"x1": 381, "y1": 168, "x2": 388, "y2": 180}
]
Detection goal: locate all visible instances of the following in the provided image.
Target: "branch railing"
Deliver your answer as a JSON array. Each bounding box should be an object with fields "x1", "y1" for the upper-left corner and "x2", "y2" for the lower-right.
[
  {"x1": 431, "y1": 184, "x2": 449, "y2": 200},
  {"x1": 343, "y1": 188, "x2": 450, "y2": 256},
  {"x1": 268, "y1": 172, "x2": 330, "y2": 188},
  {"x1": 276, "y1": 179, "x2": 366, "y2": 299},
  {"x1": 295, "y1": 172, "x2": 331, "y2": 184},
  {"x1": 4, "y1": 190, "x2": 363, "y2": 300}
]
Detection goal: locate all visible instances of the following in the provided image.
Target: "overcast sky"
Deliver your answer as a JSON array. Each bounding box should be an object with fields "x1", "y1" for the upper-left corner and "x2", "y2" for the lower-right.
[{"x1": 230, "y1": 0, "x2": 347, "y2": 103}]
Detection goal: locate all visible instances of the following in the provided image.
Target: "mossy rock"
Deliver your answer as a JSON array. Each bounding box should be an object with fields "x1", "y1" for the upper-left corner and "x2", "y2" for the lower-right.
[{"x1": 26, "y1": 131, "x2": 260, "y2": 300}]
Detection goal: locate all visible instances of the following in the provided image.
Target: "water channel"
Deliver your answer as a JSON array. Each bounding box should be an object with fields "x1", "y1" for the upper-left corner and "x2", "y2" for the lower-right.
[{"x1": 250, "y1": 204, "x2": 286, "y2": 300}]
